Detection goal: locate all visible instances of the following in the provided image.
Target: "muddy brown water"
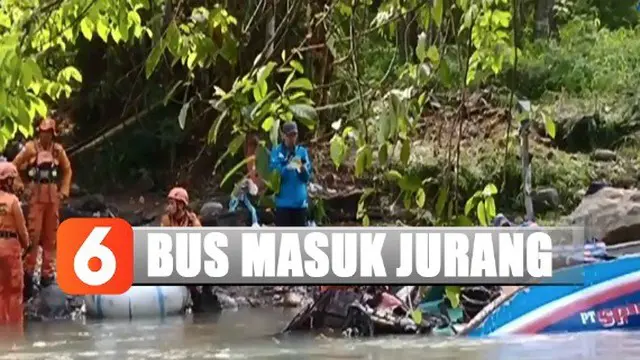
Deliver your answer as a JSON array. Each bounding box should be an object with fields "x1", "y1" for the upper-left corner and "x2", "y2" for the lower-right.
[{"x1": 0, "y1": 308, "x2": 637, "y2": 360}]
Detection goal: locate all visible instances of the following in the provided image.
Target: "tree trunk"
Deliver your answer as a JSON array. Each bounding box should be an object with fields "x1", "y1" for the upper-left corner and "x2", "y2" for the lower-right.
[
  {"x1": 265, "y1": 0, "x2": 276, "y2": 59},
  {"x1": 534, "y1": 0, "x2": 556, "y2": 39},
  {"x1": 309, "y1": 0, "x2": 334, "y2": 125}
]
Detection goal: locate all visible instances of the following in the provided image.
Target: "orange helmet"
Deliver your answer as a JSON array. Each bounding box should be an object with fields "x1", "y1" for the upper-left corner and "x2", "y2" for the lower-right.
[
  {"x1": 38, "y1": 118, "x2": 57, "y2": 135},
  {"x1": 167, "y1": 187, "x2": 189, "y2": 205},
  {"x1": 0, "y1": 162, "x2": 18, "y2": 181}
]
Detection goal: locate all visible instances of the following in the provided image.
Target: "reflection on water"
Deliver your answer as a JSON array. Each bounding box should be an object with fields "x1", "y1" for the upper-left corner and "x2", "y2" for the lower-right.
[{"x1": 0, "y1": 308, "x2": 637, "y2": 360}]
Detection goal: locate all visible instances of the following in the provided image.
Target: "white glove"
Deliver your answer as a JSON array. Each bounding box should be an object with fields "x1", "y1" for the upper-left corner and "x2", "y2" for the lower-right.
[
  {"x1": 251, "y1": 222, "x2": 261, "y2": 228},
  {"x1": 287, "y1": 157, "x2": 302, "y2": 172}
]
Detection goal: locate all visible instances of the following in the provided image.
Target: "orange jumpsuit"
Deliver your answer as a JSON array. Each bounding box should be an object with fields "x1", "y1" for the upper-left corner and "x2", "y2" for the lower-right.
[
  {"x1": 13, "y1": 141, "x2": 72, "y2": 280},
  {"x1": 161, "y1": 210, "x2": 203, "y2": 306},
  {"x1": 160, "y1": 211, "x2": 202, "y2": 227},
  {"x1": 0, "y1": 190, "x2": 30, "y2": 326}
]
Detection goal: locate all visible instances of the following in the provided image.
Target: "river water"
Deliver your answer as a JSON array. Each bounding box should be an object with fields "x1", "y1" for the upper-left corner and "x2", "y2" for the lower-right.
[{"x1": 0, "y1": 309, "x2": 637, "y2": 360}]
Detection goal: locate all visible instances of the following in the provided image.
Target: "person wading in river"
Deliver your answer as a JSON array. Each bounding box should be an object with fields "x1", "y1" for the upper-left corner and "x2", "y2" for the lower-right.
[
  {"x1": 13, "y1": 117, "x2": 72, "y2": 296},
  {"x1": 160, "y1": 187, "x2": 201, "y2": 227},
  {"x1": 269, "y1": 121, "x2": 312, "y2": 227},
  {"x1": 0, "y1": 162, "x2": 30, "y2": 327},
  {"x1": 160, "y1": 187, "x2": 213, "y2": 312}
]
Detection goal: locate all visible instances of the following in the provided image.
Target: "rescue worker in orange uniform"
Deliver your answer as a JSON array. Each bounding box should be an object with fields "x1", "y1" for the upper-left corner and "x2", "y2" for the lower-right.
[
  {"x1": 0, "y1": 162, "x2": 30, "y2": 327},
  {"x1": 13, "y1": 117, "x2": 72, "y2": 294},
  {"x1": 160, "y1": 187, "x2": 201, "y2": 227},
  {"x1": 160, "y1": 187, "x2": 209, "y2": 312}
]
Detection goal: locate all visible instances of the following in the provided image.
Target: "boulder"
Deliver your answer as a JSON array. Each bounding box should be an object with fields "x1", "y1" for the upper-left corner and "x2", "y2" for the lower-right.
[
  {"x1": 564, "y1": 186, "x2": 640, "y2": 245},
  {"x1": 200, "y1": 201, "x2": 224, "y2": 220},
  {"x1": 531, "y1": 187, "x2": 560, "y2": 212},
  {"x1": 591, "y1": 149, "x2": 617, "y2": 162},
  {"x1": 25, "y1": 283, "x2": 83, "y2": 321},
  {"x1": 70, "y1": 183, "x2": 88, "y2": 198}
]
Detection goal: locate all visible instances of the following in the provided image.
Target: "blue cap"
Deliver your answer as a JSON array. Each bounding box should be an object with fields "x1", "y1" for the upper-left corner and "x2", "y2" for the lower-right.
[{"x1": 282, "y1": 121, "x2": 298, "y2": 135}]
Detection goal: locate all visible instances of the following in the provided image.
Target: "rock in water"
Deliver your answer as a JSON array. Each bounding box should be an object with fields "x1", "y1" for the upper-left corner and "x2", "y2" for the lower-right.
[
  {"x1": 27, "y1": 284, "x2": 80, "y2": 321},
  {"x1": 564, "y1": 187, "x2": 640, "y2": 245},
  {"x1": 283, "y1": 292, "x2": 303, "y2": 308}
]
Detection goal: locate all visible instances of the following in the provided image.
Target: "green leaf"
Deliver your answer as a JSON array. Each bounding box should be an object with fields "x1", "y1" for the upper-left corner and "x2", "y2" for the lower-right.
[
  {"x1": 21, "y1": 60, "x2": 37, "y2": 86},
  {"x1": 207, "y1": 109, "x2": 228, "y2": 144},
  {"x1": 416, "y1": 188, "x2": 426, "y2": 208},
  {"x1": 416, "y1": 32, "x2": 427, "y2": 62},
  {"x1": 362, "y1": 214, "x2": 370, "y2": 226},
  {"x1": 385, "y1": 170, "x2": 403, "y2": 182},
  {"x1": 377, "y1": 110, "x2": 391, "y2": 143},
  {"x1": 399, "y1": 174, "x2": 422, "y2": 192},
  {"x1": 329, "y1": 135, "x2": 346, "y2": 168},
  {"x1": 165, "y1": 21, "x2": 181, "y2": 56},
  {"x1": 119, "y1": 11, "x2": 130, "y2": 43},
  {"x1": 543, "y1": 112, "x2": 556, "y2": 139},
  {"x1": 456, "y1": 0, "x2": 469, "y2": 11},
  {"x1": 0, "y1": 13, "x2": 11, "y2": 29},
  {"x1": 445, "y1": 286, "x2": 461, "y2": 308},
  {"x1": 453, "y1": 215, "x2": 474, "y2": 226},
  {"x1": 178, "y1": 101, "x2": 190, "y2": 130},
  {"x1": 438, "y1": 59, "x2": 453, "y2": 88},
  {"x1": 286, "y1": 78, "x2": 313, "y2": 91},
  {"x1": 483, "y1": 183, "x2": 498, "y2": 197},
  {"x1": 289, "y1": 104, "x2": 317, "y2": 127},
  {"x1": 145, "y1": 41, "x2": 166, "y2": 79},
  {"x1": 464, "y1": 196, "x2": 477, "y2": 216},
  {"x1": 96, "y1": 18, "x2": 110, "y2": 42},
  {"x1": 270, "y1": 170, "x2": 281, "y2": 194},
  {"x1": 253, "y1": 80, "x2": 267, "y2": 101},
  {"x1": 257, "y1": 62, "x2": 276, "y2": 83},
  {"x1": 403, "y1": 191, "x2": 412, "y2": 209},
  {"x1": 220, "y1": 156, "x2": 252, "y2": 188},
  {"x1": 477, "y1": 200, "x2": 487, "y2": 226},
  {"x1": 411, "y1": 309, "x2": 423, "y2": 324},
  {"x1": 400, "y1": 139, "x2": 411, "y2": 164},
  {"x1": 426, "y1": 46, "x2": 440, "y2": 65},
  {"x1": 228, "y1": 133, "x2": 246, "y2": 155},
  {"x1": 432, "y1": 0, "x2": 444, "y2": 28},
  {"x1": 80, "y1": 18, "x2": 94, "y2": 40},
  {"x1": 30, "y1": 96, "x2": 47, "y2": 118},
  {"x1": 484, "y1": 196, "x2": 497, "y2": 221},
  {"x1": 261, "y1": 116, "x2": 275, "y2": 132},
  {"x1": 60, "y1": 66, "x2": 83, "y2": 83},
  {"x1": 270, "y1": 119, "x2": 280, "y2": 145},
  {"x1": 255, "y1": 144, "x2": 271, "y2": 180},
  {"x1": 355, "y1": 147, "x2": 367, "y2": 177},
  {"x1": 290, "y1": 60, "x2": 304, "y2": 74},
  {"x1": 435, "y1": 186, "x2": 448, "y2": 218},
  {"x1": 186, "y1": 52, "x2": 197, "y2": 69},
  {"x1": 378, "y1": 143, "x2": 388, "y2": 164}
]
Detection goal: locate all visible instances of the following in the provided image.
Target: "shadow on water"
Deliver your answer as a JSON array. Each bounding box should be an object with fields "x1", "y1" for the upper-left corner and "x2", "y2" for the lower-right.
[{"x1": 0, "y1": 308, "x2": 639, "y2": 359}]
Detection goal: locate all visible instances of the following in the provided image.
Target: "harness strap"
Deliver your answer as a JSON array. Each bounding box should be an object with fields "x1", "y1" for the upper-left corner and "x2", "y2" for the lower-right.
[{"x1": 0, "y1": 230, "x2": 18, "y2": 238}]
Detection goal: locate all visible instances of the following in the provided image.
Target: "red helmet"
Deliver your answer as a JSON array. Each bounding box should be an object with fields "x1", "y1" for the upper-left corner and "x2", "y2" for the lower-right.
[
  {"x1": 39, "y1": 118, "x2": 57, "y2": 135},
  {"x1": 0, "y1": 162, "x2": 18, "y2": 180},
  {"x1": 167, "y1": 187, "x2": 189, "y2": 205}
]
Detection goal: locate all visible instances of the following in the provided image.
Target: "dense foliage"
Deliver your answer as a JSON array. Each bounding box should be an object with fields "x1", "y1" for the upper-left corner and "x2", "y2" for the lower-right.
[{"x1": 2, "y1": 0, "x2": 639, "y2": 224}]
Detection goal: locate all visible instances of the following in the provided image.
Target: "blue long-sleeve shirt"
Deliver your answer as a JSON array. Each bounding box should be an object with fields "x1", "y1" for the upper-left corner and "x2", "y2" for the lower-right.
[{"x1": 269, "y1": 143, "x2": 312, "y2": 209}]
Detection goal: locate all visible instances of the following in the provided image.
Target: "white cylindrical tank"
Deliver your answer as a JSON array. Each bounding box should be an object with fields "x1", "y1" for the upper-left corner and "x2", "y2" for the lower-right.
[{"x1": 85, "y1": 286, "x2": 189, "y2": 319}]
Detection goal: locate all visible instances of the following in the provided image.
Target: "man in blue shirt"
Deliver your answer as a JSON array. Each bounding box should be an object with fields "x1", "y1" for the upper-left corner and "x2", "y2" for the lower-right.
[{"x1": 269, "y1": 121, "x2": 312, "y2": 226}]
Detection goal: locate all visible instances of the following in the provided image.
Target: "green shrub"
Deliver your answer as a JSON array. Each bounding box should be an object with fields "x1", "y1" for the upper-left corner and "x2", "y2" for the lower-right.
[{"x1": 519, "y1": 19, "x2": 640, "y2": 99}]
